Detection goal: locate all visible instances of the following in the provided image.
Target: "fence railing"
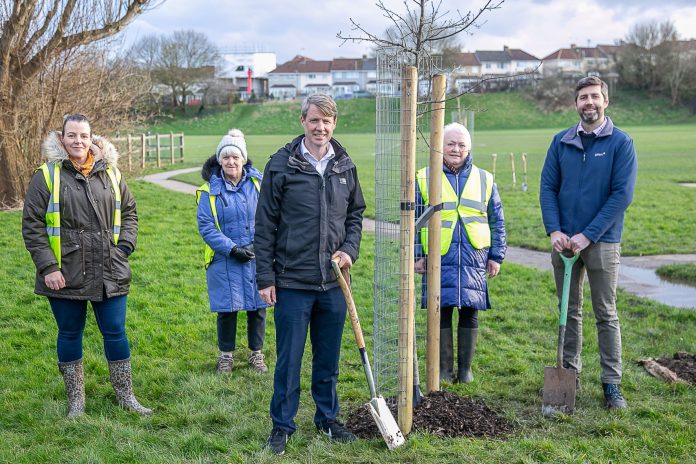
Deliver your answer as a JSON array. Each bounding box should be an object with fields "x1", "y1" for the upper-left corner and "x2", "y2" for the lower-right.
[{"x1": 111, "y1": 133, "x2": 185, "y2": 170}]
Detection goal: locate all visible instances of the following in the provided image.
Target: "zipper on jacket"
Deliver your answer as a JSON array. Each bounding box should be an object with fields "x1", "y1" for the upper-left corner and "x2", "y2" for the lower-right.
[{"x1": 572, "y1": 152, "x2": 587, "y2": 234}]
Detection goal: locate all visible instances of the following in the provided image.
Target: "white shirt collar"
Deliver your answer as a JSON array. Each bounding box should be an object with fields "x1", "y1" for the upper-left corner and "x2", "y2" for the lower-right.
[{"x1": 300, "y1": 138, "x2": 335, "y2": 175}]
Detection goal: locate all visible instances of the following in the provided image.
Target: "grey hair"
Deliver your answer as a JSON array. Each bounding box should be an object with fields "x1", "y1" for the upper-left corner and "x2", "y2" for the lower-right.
[
  {"x1": 301, "y1": 94, "x2": 337, "y2": 120},
  {"x1": 219, "y1": 145, "x2": 243, "y2": 158},
  {"x1": 443, "y1": 122, "x2": 471, "y2": 146}
]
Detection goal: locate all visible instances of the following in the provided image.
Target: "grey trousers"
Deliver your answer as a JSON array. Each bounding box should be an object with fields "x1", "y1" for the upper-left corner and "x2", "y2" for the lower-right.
[{"x1": 551, "y1": 242, "x2": 623, "y2": 384}]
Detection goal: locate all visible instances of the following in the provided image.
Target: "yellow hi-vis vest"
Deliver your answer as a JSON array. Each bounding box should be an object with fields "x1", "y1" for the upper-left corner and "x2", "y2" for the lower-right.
[
  {"x1": 416, "y1": 165, "x2": 493, "y2": 255},
  {"x1": 37, "y1": 161, "x2": 122, "y2": 269},
  {"x1": 196, "y1": 177, "x2": 260, "y2": 269}
]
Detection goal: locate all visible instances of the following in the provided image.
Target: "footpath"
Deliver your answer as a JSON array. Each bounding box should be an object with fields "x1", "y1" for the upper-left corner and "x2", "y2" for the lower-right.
[{"x1": 142, "y1": 167, "x2": 696, "y2": 310}]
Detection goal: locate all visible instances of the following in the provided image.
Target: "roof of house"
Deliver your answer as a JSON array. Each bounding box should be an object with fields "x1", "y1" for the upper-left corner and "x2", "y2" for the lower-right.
[
  {"x1": 542, "y1": 45, "x2": 609, "y2": 61},
  {"x1": 453, "y1": 52, "x2": 480, "y2": 66},
  {"x1": 332, "y1": 58, "x2": 362, "y2": 70},
  {"x1": 475, "y1": 50, "x2": 510, "y2": 62},
  {"x1": 508, "y1": 49, "x2": 540, "y2": 61},
  {"x1": 271, "y1": 55, "x2": 331, "y2": 73}
]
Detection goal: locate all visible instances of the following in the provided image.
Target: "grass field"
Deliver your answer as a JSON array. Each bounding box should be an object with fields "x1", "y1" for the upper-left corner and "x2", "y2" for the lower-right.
[
  {"x1": 1, "y1": 181, "x2": 694, "y2": 463},
  {"x1": 169, "y1": 123, "x2": 696, "y2": 256},
  {"x1": 656, "y1": 264, "x2": 696, "y2": 286},
  {"x1": 148, "y1": 91, "x2": 696, "y2": 135}
]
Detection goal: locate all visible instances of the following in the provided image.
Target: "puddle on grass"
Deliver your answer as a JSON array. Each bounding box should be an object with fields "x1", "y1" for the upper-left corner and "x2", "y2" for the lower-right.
[{"x1": 620, "y1": 265, "x2": 696, "y2": 309}]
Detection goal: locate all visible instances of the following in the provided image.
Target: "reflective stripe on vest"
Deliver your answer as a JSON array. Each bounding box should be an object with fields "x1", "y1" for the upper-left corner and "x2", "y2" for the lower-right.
[
  {"x1": 416, "y1": 165, "x2": 493, "y2": 254},
  {"x1": 196, "y1": 177, "x2": 260, "y2": 269},
  {"x1": 37, "y1": 161, "x2": 122, "y2": 269}
]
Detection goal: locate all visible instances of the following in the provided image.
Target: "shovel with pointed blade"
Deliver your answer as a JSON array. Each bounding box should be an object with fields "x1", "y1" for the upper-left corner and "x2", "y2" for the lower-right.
[
  {"x1": 542, "y1": 249, "x2": 579, "y2": 416},
  {"x1": 332, "y1": 260, "x2": 405, "y2": 449}
]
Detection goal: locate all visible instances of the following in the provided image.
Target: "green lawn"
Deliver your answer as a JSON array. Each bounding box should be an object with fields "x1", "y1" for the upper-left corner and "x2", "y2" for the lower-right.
[
  {"x1": 147, "y1": 90, "x2": 696, "y2": 135},
  {"x1": 656, "y1": 264, "x2": 696, "y2": 287},
  {"x1": 1, "y1": 181, "x2": 694, "y2": 463},
  {"x1": 170, "y1": 123, "x2": 696, "y2": 256}
]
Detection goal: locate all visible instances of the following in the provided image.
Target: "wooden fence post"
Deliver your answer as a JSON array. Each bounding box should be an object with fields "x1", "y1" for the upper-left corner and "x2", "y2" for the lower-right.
[
  {"x1": 127, "y1": 134, "x2": 132, "y2": 171},
  {"x1": 170, "y1": 132, "x2": 175, "y2": 164},
  {"x1": 141, "y1": 134, "x2": 146, "y2": 169},
  {"x1": 156, "y1": 134, "x2": 161, "y2": 168},
  {"x1": 179, "y1": 133, "x2": 185, "y2": 163}
]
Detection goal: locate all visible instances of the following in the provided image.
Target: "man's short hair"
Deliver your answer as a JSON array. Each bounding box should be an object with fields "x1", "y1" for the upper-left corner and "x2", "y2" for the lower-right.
[
  {"x1": 575, "y1": 76, "x2": 608, "y2": 102},
  {"x1": 301, "y1": 94, "x2": 337, "y2": 120}
]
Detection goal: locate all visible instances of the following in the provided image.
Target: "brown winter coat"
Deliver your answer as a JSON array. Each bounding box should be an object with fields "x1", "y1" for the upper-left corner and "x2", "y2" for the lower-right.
[{"x1": 22, "y1": 132, "x2": 138, "y2": 300}]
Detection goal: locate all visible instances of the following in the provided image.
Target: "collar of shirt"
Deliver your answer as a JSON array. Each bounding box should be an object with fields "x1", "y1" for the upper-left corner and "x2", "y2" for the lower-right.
[
  {"x1": 300, "y1": 138, "x2": 335, "y2": 176},
  {"x1": 576, "y1": 118, "x2": 607, "y2": 137}
]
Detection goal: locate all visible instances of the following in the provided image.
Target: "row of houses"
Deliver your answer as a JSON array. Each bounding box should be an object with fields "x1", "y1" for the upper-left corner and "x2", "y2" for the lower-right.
[
  {"x1": 257, "y1": 44, "x2": 627, "y2": 99},
  {"x1": 206, "y1": 40, "x2": 695, "y2": 102}
]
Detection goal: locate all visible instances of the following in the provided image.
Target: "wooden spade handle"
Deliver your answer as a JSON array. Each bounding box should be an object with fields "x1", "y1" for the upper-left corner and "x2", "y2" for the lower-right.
[{"x1": 332, "y1": 259, "x2": 365, "y2": 350}]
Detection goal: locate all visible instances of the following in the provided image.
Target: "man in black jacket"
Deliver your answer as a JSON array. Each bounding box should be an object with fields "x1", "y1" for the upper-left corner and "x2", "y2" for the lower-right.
[{"x1": 255, "y1": 94, "x2": 365, "y2": 455}]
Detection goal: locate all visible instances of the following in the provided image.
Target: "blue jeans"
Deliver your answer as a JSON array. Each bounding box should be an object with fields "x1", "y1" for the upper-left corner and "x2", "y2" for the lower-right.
[
  {"x1": 270, "y1": 287, "x2": 347, "y2": 433},
  {"x1": 48, "y1": 295, "x2": 130, "y2": 363}
]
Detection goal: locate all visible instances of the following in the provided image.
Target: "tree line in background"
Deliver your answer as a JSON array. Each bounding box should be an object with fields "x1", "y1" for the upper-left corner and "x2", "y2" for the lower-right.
[
  {"x1": 615, "y1": 20, "x2": 696, "y2": 107},
  {"x1": 1, "y1": 0, "x2": 695, "y2": 207},
  {"x1": 0, "y1": 0, "x2": 159, "y2": 207}
]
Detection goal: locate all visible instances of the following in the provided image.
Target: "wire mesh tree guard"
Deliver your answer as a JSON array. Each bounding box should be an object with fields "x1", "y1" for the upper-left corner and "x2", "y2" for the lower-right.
[{"x1": 372, "y1": 47, "x2": 444, "y2": 434}]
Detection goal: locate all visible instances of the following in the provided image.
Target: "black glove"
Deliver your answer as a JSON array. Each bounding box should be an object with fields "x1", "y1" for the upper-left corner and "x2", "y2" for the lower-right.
[
  {"x1": 117, "y1": 244, "x2": 132, "y2": 256},
  {"x1": 230, "y1": 245, "x2": 254, "y2": 262}
]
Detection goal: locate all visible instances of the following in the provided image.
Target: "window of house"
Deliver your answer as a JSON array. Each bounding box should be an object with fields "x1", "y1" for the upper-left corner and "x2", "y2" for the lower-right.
[
  {"x1": 308, "y1": 74, "x2": 316, "y2": 79},
  {"x1": 485, "y1": 63, "x2": 492, "y2": 69}
]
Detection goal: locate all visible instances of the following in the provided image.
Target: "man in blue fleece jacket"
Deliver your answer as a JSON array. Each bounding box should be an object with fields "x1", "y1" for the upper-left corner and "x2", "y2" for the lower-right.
[{"x1": 540, "y1": 76, "x2": 637, "y2": 410}]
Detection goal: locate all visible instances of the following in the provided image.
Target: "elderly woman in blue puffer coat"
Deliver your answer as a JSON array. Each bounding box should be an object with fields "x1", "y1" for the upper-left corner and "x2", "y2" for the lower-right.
[
  {"x1": 196, "y1": 129, "x2": 269, "y2": 374},
  {"x1": 415, "y1": 123, "x2": 507, "y2": 383}
]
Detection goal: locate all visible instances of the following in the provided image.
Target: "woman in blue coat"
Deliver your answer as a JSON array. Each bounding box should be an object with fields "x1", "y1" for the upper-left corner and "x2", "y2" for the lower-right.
[
  {"x1": 415, "y1": 123, "x2": 507, "y2": 383},
  {"x1": 197, "y1": 129, "x2": 269, "y2": 374}
]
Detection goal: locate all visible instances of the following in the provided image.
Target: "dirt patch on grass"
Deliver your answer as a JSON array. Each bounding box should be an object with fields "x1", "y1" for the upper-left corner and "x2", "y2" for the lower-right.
[
  {"x1": 346, "y1": 391, "x2": 513, "y2": 439},
  {"x1": 639, "y1": 352, "x2": 696, "y2": 385},
  {"x1": 655, "y1": 352, "x2": 696, "y2": 385}
]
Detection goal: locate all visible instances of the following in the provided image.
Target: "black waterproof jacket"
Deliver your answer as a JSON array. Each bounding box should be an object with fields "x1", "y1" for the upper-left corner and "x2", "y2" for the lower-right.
[{"x1": 254, "y1": 135, "x2": 365, "y2": 291}]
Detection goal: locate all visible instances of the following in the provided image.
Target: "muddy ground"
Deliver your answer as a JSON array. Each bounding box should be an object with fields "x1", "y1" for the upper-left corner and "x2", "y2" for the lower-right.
[
  {"x1": 655, "y1": 352, "x2": 696, "y2": 385},
  {"x1": 346, "y1": 391, "x2": 513, "y2": 439}
]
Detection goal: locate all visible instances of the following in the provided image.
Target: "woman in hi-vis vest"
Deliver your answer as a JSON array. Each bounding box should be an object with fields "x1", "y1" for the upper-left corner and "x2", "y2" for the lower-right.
[
  {"x1": 415, "y1": 122, "x2": 507, "y2": 383},
  {"x1": 196, "y1": 129, "x2": 269, "y2": 375},
  {"x1": 22, "y1": 114, "x2": 151, "y2": 417}
]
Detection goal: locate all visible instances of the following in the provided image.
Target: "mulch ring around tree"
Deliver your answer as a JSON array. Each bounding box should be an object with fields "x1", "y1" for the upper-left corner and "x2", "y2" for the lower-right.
[
  {"x1": 638, "y1": 352, "x2": 696, "y2": 386},
  {"x1": 346, "y1": 390, "x2": 513, "y2": 439}
]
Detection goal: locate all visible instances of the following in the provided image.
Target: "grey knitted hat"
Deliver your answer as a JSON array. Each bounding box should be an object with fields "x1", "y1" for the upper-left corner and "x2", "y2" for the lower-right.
[{"x1": 216, "y1": 128, "x2": 247, "y2": 163}]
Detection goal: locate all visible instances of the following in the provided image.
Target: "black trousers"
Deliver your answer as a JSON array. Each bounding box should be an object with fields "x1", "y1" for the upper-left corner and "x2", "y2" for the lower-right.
[
  {"x1": 440, "y1": 306, "x2": 478, "y2": 329},
  {"x1": 216, "y1": 309, "x2": 266, "y2": 352}
]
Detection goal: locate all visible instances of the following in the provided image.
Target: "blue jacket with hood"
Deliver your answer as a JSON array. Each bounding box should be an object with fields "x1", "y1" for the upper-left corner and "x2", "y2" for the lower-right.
[
  {"x1": 416, "y1": 155, "x2": 507, "y2": 310},
  {"x1": 197, "y1": 155, "x2": 269, "y2": 312},
  {"x1": 540, "y1": 117, "x2": 637, "y2": 243}
]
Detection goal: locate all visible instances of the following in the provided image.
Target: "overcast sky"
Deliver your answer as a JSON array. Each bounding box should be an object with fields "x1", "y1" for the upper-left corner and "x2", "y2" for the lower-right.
[{"x1": 122, "y1": 0, "x2": 696, "y2": 63}]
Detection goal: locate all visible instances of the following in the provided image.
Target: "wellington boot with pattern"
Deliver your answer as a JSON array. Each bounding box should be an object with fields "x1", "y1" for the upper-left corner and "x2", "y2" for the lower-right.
[
  {"x1": 108, "y1": 359, "x2": 153, "y2": 415},
  {"x1": 58, "y1": 359, "x2": 85, "y2": 418},
  {"x1": 457, "y1": 327, "x2": 478, "y2": 383},
  {"x1": 439, "y1": 328, "x2": 455, "y2": 382}
]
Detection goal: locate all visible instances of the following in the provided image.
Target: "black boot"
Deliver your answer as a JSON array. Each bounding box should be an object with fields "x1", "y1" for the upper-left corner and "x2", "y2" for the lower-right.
[
  {"x1": 440, "y1": 328, "x2": 454, "y2": 382},
  {"x1": 457, "y1": 327, "x2": 478, "y2": 383}
]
